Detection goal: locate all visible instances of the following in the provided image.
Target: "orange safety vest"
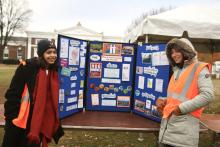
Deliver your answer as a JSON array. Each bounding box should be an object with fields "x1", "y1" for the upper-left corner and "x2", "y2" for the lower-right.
[
  {"x1": 12, "y1": 84, "x2": 30, "y2": 129},
  {"x1": 163, "y1": 62, "x2": 211, "y2": 119}
]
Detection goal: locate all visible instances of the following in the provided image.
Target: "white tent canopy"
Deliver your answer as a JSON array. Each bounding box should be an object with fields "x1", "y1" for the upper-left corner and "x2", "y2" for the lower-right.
[{"x1": 125, "y1": 4, "x2": 220, "y2": 43}]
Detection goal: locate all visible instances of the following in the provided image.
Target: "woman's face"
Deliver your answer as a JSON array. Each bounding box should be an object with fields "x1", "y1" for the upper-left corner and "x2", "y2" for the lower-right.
[
  {"x1": 43, "y1": 48, "x2": 57, "y2": 64},
  {"x1": 171, "y1": 48, "x2": 183, "y2": 64}
]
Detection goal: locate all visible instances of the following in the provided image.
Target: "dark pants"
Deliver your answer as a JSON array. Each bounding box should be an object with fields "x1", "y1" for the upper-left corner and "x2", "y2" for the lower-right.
[{"x1": 1, "y1": 120, "x2": 40, "y2": 147}]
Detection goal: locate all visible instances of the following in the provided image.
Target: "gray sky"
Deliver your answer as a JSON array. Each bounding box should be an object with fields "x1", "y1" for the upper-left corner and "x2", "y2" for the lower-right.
[{"x1": 26, "y1": 0, "x2": 219, "y2": 36}]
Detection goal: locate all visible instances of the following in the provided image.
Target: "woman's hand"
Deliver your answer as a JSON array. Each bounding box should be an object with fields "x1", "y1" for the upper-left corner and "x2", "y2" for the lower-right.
[
  {"x1": 156, "y1": 98, "x2": 167, "y2": 115},
  {"x1": 172, "y1": 106, "x2": 181, "y2": 116},
  {"x1": 19, "y1": 59, "x2": 26, "y2": 66}
]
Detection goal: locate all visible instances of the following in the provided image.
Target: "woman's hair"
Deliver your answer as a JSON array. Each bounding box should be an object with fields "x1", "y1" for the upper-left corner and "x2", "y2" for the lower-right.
[
  {"x1": 38, "y1": 57, "x2": 58, "y2": 70},
  {"x1": 27, "y1": 57, "x2": 58, "y2": 70},
  {"x1": 167, "y1": 44, "x2": 196, "y2": 68}
]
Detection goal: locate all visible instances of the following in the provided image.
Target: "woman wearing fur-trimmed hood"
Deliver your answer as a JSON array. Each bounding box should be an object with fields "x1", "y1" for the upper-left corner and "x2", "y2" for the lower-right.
[
  {"x1": 156, "y1": 38, "x2": 214, "y2": 147},
  {"x1": 166, "y1": 38, "x2": 198, "y2": 68}
]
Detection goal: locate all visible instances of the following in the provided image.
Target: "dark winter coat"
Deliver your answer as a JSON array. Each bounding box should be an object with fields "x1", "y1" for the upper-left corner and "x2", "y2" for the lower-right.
[{"x1": 3, "y1": 57, "x2": 64, "y2": 145}]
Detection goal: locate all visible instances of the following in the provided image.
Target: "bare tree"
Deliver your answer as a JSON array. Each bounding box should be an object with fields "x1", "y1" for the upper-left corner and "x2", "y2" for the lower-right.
[{"x1": 0, "y1": 0, "x2": 32, "y2": 61}]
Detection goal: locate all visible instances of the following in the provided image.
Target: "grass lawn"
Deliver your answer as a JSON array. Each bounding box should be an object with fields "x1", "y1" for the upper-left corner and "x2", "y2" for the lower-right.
[
  {"x1": 0, "y1": 64, "x2": 219, "y2": 147},
  {"x1": 0, "y1": 64, "x2": 17, "y2": 103}
]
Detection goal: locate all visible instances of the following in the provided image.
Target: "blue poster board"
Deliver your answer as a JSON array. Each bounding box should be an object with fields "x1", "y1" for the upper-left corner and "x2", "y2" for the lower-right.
[
  {"x1": 57, "y1": 35, "x2": 88, "y2": 118},
  {"x1": 86, "y1": 41, "x2": 135, "y2": 112},
  {"x1": 133, "y1": 43, "x2": 170, "y2": 122}
]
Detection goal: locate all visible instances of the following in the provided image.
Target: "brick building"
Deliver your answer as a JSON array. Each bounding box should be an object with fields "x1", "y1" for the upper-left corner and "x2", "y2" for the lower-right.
[
  {"x1": 3, "y1": 22, "x2": 123, "y2": 60},
  {"x1": 3, "y1": 37, "x2": 27, "y2": 60}
]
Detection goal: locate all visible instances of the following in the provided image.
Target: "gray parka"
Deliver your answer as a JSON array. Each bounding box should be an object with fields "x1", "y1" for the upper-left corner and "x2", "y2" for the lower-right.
[{"x1": 158, "y1": 38, "x2": 214, "y2": 147}]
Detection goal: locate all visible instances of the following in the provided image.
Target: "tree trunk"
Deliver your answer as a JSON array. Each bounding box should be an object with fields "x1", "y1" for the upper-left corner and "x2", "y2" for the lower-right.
[{"x1": 0, "y1": 45, "x2": 4, "y2": 63}]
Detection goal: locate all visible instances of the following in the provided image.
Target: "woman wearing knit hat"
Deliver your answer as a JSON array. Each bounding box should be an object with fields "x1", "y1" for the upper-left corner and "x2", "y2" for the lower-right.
[
  {"x1": 156, "y1": 38, "x2": 214, "y2": 147},
  {"x1": 2, "y1": 39, "x2": 64, "y2": 147}
]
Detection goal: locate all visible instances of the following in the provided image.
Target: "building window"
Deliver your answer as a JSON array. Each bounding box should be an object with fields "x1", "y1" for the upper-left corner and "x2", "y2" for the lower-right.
[
  {"x1": 17, "y1": 47, "x2": 23, "y2": 59},
  {"x1": 35, "y1": 39, "x2": 42, "y2": 45},
  {"x1": 3, "y1": 46, "x2": 9, "y2": 59}
]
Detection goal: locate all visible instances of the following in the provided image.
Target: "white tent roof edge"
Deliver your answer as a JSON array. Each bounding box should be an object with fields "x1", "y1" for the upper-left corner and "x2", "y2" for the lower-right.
[{"x1": 124, "y1": 4, "x2": 220, "y2": 43}]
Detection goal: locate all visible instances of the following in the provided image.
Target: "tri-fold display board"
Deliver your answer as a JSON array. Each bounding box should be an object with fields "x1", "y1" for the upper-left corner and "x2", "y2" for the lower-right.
[
  {"x1": 133, "y1": 43, "x2": 170, "y2": 122},
  {"x1": 57, "y1": 35, "x2": 88, "y2": 118},
  {"x1": 57, "y1": 34, "x2": 170, "y2": 121},
  {"x1": 86, "y1": 41, "x2": 136, "y2": 111}
]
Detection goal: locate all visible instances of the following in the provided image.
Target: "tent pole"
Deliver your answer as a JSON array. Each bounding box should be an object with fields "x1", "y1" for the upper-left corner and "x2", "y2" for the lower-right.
[{"x1": 145, "y1": 35, "x2": 149, "y2": 43}]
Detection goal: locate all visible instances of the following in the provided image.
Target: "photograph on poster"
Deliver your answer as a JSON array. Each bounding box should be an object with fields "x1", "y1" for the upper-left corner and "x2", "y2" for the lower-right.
[
  {"x1": 69, "y1": 46, "x2": 80, "y2": 65},
  {"x1": 138, "y1": 76, "x2": 145, "y2": 89},
  {"x1": 80, "y1": 50, "x2": 85, "y2": 57},
  {"x1": 80, "y1": 57, "x2": 86, "y2": 68},
  {"x1": 80, "y1": 80, "x2": 84, "y2": 88},
  {"x1": 134, "y1": 100, "x2": 145, "y2": 112},
  {"x1": 60, "y1": 38, "x2": 69, "y2": 58},
  {"x1": 122, "y1": 64, "x2": 130, "y2": 81},
  {"x1": 144, "y1": 109, "x2": 151, "y2": 115},
  {"x1": 142, "y1": 53, "x2": 152, "y2": 64},
  {"x1": 145, "y1": 99, "x2": 151, "y2": 109},
  {"x1": 59, "y1": 105, "x2": 64, "y2": 112},
  {"x1": 136, "y1": 66, "x2": 143, "y2": 74},
  {"x1": 151, "y1": 51, "x2": 169, "y2": 66},
  {"x1": 151, "y1": 52, "x2": 160, "y2": 66},
  {"x1": 90, "y1": 43, "x2": 102, "y2": 53},
  {"x1": 151, "y1": 105, "x2": 160, "y2": 117},
  {"x1": 147, "y1": 78, "x2": 153, "y2": 88},
  {"x1": 122, "y1": 46, "x2": 134, "y2": 55},
  {"x1": 80, "y1": 42, "x2": 87, "y2": 54},
  {"x1": 78, "y1": 99, "x2": 83, "y2": 108},
  {"x1": 160, "y1": 51, "x2": 169, "y2": 65},
  {"x1": 59, "y1": 89, "x2": 65, "y2": 103},
  {"x1": 89, "y1": 62, "x2": 102, "y2": 78},
  {"x1": 155, "y1": 78, "x2": 164, "y2": 92},
  {"x1": 103, "y1": 43, "x2": 122, "y2": 56},
  {"x1": 79, "y1": 90, "x2": 83, "y2": 99},
  {"x1": 91, "y1": 94, "x2": 99, "y2": 105},
  {"x1": 117, "y1": 96, "x2": 130, "y2": 107}
]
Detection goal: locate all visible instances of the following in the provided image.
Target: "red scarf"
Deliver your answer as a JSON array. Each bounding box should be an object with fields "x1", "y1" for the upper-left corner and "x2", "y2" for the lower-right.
[{"x1": 27, "y1": 68, "x2": 60, "y2": 147}]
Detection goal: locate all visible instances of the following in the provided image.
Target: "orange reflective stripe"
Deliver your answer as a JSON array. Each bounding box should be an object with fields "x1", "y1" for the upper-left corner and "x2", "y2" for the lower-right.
[{"x1": 12, "y1": 84, "x2": 30, "y2": 129}]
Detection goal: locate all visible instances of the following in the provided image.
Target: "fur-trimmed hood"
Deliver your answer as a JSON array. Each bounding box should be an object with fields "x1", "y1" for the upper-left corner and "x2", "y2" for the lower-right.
[{"x1": 166, "y1": 38, "x2": 198, "y2": 67}]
